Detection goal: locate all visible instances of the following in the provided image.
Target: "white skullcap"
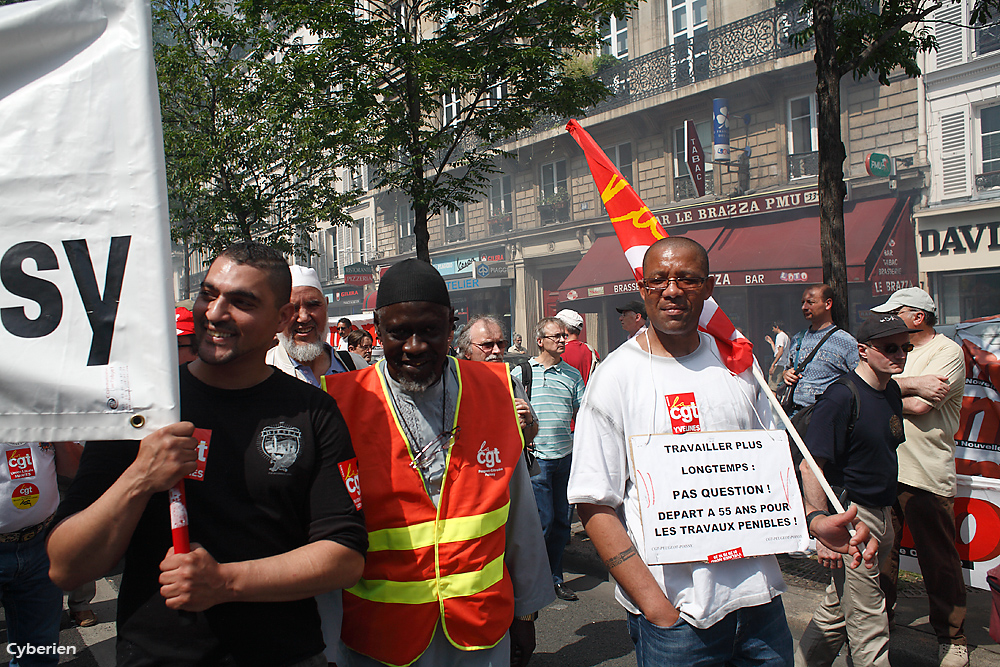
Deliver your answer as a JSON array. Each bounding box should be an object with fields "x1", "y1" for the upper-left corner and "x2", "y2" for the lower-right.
[{"x1": 289, "y1": 265, "x2": 323, "y2": 292}]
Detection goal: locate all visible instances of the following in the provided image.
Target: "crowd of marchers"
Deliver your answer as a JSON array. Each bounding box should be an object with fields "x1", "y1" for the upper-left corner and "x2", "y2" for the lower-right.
[{"x1": 0, "y1": 237, "x2": 969, "y2": 667}]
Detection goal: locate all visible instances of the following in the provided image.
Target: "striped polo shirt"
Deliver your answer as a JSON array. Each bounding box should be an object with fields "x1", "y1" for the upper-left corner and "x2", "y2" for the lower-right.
[{"x1": 511, "y1": 359, "x2": 585, "y2": 460}]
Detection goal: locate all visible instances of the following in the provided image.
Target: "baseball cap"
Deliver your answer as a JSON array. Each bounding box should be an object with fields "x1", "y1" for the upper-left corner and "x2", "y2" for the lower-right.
[
  {"x1": 855, "y1": 314, "x2": 920, "y2": 344},
  {"x1": 870, "y1": 287, "x2": 936, "y2": 314},
  {"x1": 555, "y1": 309, "x2": 584, "y2": 330},
  {"x1": 175, "y1": 307, "x2": 195, "y2": 337},
  {"x1": 616, "y1": 300, "x2": 646, "y2": 318}
]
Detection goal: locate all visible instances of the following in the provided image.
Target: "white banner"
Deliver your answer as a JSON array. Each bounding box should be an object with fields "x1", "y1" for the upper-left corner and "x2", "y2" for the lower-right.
[
  {"x1": 899, "y1": 474, "x2": 1000, "y2": 591},
  {"x1": 0, "y1": 0, "x2": 178, "y2": 441},
  {"x1": 629, "y1": 430, "x2": 809, "y2": 564}
]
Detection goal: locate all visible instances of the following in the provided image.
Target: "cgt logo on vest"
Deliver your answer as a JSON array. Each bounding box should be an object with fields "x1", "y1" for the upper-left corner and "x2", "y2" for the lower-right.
[
  {"x1": 477, "y1": 441, "x2": 503, "y2": 477},
  {"x1": 666, "y1": 393, "x2": 701, "y2": 435},
  {"x1": 338, "y1": 458, "x2": 363, "y2": 510}
]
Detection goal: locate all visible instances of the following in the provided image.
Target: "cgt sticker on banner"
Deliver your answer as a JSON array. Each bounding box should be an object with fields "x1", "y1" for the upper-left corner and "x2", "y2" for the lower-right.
[
  {"x1": 629, "y1": 429, "x2": 809, "y2": 564},
  {"x1": 0, "y1": 0, "x2": 178, "y2": 440}
]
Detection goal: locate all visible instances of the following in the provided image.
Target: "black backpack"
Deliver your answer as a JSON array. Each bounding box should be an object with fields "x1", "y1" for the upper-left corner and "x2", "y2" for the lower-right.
[{"x1": 790, "y1": 374, "x2": 861, "y2": 441}]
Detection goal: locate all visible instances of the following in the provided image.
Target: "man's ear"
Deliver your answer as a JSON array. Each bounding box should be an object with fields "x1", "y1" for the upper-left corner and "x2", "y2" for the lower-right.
[{"x1": 276, "y1": 302, "x2": 295, "y2": 333}]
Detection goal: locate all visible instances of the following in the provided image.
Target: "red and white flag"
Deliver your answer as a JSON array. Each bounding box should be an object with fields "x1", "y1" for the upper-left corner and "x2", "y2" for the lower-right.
[{"x1": 566, "y1": 119, "x2": 754, "y2": 374}]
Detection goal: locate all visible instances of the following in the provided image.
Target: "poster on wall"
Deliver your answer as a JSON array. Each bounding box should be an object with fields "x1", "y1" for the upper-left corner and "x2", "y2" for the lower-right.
[
  {"x1": 0, "y1": 0, "x2": 179, "y2": 441},
  {"x1": 898, "y1": 474, "x2": 1000, "y2": 590}
]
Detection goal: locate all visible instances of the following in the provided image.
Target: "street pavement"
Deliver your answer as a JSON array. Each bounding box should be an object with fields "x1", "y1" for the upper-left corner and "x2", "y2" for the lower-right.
[{"x1": 3, "y1": 520, "x2": 998, "y2": 666}]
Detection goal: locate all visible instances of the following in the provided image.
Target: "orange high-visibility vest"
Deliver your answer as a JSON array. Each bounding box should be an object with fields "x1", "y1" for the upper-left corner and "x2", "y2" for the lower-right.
[{"x1": 323, "y1": 358, "x2": 525, "y2": 667}]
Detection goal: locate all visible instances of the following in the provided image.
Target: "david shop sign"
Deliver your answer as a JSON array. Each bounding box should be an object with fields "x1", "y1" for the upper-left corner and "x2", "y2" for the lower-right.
[{"x1": 919, "y1": 222, "x2": 1000, "y2": 257}]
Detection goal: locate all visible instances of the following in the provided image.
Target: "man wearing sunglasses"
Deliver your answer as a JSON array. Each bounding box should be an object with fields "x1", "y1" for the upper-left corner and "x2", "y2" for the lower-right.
[
  {"x1": 799, "y1": 313, "x2": 920, "y2": 667},
  {"x1": 456, "y1": 315, "x2": 539, "y2": 445},
  {"x1": 871, "y1": 288, "x2": 969, "y2": 667}
]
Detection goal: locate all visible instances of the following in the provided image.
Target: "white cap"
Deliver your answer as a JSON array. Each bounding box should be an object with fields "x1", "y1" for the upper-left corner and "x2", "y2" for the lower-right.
[
  {"x1": 289, "y1": 265, "x2": 323, "y2": 292},
  {"x1": 870, "y1": 287, "x2": 936, "y2": 314},
  {"x1": 555, "y1": 309, "x2": 584, "y2": 330}
]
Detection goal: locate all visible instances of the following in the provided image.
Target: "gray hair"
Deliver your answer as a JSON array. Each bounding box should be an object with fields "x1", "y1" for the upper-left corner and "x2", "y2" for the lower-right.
[
  {"x1": 456, "y1": 315, "x2": 506, "y2": 357},
  {"x1": 533, "y1": 317, "x2": 564, "y2": 350}
]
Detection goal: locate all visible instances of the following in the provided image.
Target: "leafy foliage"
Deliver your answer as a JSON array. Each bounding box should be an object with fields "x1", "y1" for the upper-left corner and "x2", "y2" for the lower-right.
[
  {"x1": 360, "y1": 0, "x2": 635, "y2": 260},
  {"x1": 154, "y1": 0, "x2": 370, "y2": 256}
]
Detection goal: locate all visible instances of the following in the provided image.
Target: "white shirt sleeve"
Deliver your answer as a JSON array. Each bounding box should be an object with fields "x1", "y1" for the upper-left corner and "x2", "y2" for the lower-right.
[{"x1": 567, "y1": 370, "x2": 628, "y2": 508}]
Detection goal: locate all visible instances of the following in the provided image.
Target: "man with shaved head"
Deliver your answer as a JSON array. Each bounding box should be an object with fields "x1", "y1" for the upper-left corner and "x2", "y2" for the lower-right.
[
  {"x1": 568, "y1": 237, "x2": 877, "y2": 666},
  {"x1": 323, "y1": 260, "x2": 552, "y2": 667}
]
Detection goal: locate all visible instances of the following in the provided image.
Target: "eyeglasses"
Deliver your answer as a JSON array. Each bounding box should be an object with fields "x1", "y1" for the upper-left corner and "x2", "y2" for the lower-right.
[
  {"x1": 472, "y1": 340, "x2": 506, "y2": 352},
  {"x1": 641, "y1": 276, "x2": 708, "y2": 294},
  {"x1": 541, "y1": 333, "x2": 568, "y2": 341},
  {"x1": 409, "y1": 427, "x2": 461, "y2": 471},
  {"x1": 867, "y1": 341, "x2": 914, "y2": 355}
]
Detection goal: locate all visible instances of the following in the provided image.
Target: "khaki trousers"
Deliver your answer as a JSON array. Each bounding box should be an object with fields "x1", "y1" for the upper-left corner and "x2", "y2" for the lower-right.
[{"x1": 799, "y1": 504, "x2": 894, "y2": 667}]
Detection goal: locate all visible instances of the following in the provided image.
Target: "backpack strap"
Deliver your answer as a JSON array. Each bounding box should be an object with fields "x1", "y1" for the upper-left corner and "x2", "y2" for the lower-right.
[
  {"x1": 832, "y1": 374, "x2": 862, "y2": 438},
  {"x1": 334, "y1": 349, "x2": 357, "y2": 372},
  {"x1": 518, "y1": 361, "x2": 532, "y2": 400}
]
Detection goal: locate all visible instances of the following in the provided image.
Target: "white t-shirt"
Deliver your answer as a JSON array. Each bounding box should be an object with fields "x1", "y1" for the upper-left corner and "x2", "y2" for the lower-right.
[
  {"x1": 568, "y1": 333, "x2": 786, "y2": 629},
  {"x1": 0, "y1": 442, "x2": 58, "y2": 532},
  {"x1": 774, "y1": 331, "x2": 791, "y2": 367}
]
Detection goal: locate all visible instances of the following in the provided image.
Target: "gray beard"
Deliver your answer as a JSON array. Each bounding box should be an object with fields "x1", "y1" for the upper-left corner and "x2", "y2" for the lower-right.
[
  {"x1": 277, "y1": 332, "x2": 324, "y2": 363},
  {"x1": 398, "y1": 376, "x2": 433, "y2": 394}
]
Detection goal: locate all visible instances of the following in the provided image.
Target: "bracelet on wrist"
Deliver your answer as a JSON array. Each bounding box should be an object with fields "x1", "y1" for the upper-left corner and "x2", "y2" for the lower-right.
[
  {"x1": 805, "y1": 510, "x2": 831, "y2": 536},
  {"x1": 515, "y1": 612, "x2": 537, "y2": 622}
]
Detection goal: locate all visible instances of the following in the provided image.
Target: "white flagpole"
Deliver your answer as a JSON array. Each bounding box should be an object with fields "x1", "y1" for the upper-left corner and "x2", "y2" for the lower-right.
[{"x1": 750, "y1": 364, "x2": 847, "y2": 515}]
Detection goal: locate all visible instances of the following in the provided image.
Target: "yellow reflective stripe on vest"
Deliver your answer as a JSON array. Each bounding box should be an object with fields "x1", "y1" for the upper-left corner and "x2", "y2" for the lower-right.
[
  {"x1": 349, "y1": 553, "x2": 505, "y2": 605},
  {"x1": 367, "y1": 502, "x2": 510, "y2": 552}
]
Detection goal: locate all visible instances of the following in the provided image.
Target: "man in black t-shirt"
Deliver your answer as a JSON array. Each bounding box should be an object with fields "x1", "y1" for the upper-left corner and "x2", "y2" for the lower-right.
[
  {"x1": 47, "y1": 243, "x2": 367, "y2": 667},
  {"x1": 798, "y1": 314, "x2": 918, "y2": 667}
]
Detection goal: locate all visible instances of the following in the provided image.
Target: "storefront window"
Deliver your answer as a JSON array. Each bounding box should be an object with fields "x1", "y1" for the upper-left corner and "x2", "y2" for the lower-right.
[{"x1": 939, "y1": 270, "x2": 1000, "y2": 324}]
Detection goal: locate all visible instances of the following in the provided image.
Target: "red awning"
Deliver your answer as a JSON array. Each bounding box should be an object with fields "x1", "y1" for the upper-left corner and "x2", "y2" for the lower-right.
[{"x1": 556, "y1": 196, "x2": 912, "y2": 302}]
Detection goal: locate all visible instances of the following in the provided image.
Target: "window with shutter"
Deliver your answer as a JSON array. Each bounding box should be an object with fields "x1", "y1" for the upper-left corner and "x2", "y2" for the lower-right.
[
  {"x1": 940, "y1": 110, "x2": 970, "y2": 198},
  {"x1": 934, "y1": 2, "x2": 965, "y2": 69}
]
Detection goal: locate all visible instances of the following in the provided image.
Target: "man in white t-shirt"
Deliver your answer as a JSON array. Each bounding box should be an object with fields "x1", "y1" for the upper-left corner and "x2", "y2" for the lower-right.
[
  {"x1": 568, "y1": 237, "x2": 876, "y2": 666},
  {"x1": 766, "y1": 321, "x2": 791, "y2": 390},
  {"x1": 871, "y1": 288, "x2": 969, "y2": 667}
]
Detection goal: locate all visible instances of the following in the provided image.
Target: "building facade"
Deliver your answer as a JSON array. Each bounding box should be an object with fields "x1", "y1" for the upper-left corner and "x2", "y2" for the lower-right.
[{"x1": 915, "y1": 0, "x2": 1000, "y2": 324}]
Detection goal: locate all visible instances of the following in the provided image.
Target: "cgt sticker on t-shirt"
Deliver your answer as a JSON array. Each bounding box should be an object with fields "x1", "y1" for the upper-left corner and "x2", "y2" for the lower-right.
[
  {"x1": 12, "y1": 483, "x2": 39, "y2": 509},
  {"x1": 6, "y1": 448, "x2": 36, "y2": 480},
  {"x1": 338, "y1": 458, "x2": 362, "y2": 511},
  {"x1": 186, "y1": 428, "x2": 212, "y2": 481},
  {"x1": 666, "y1": 393, "x2": 702, "y2": 435}
]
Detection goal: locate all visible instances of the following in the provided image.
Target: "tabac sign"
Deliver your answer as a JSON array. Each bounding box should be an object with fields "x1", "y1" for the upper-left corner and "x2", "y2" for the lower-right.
[{"x1": 684, "y1": 120, "x2": 706, "y2": 198}]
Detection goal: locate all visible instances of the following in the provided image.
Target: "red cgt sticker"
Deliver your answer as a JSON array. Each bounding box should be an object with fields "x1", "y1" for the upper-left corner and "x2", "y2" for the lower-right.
[
  {"x1": 6, "y1": 448, "x2": 36, "y2": 480},
  {"x1": 708, "y1": 547, "x2": 744, "y2": 563},
  {"x1": 666, "y1": 392, "x2": 702, "y2": 435},
  {"x1": 186, "y1": 428, "x2": 211, "y2": 481},
  {"x1": 339, "y1": 458, "x2": 362, "y2": 511}
]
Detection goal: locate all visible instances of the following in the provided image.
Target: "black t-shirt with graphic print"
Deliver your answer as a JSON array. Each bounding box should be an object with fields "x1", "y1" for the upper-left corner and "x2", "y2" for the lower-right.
[
  {"x1": 56, "y1": 365, "x2": 367, "y2": 667},
  {"x1": 804, "y1": 370, "x2": 904, "y2": 508}
]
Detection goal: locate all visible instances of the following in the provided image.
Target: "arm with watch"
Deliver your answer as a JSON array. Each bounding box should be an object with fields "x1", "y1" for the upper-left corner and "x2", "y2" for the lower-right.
[{"x1": 797, "y1": 388, "x2": 879, "y2": 570}]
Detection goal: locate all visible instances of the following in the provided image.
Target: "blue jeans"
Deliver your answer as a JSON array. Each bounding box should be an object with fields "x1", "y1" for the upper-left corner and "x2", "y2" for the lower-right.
[
  {"x1": 530, "y1": 454, "x2": 572, "y2": 586},
  {"x1": 0, "y1": 530, "x2": 63, "y2": 667},
  {"x1": 627, "y1": 596, "x2": 793, "y2": 667}
]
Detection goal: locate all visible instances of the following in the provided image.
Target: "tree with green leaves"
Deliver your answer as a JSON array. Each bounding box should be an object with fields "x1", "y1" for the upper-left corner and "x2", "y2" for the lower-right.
[
  {"x1": 154, "y1": 0, "x2": 371, "y2": 258},
  {"x1": 793, "y1": 0, "x2": 999, "y2": 328},
  {"x1": 360, "y1": 0, "x2": 635, "y2": 262}
]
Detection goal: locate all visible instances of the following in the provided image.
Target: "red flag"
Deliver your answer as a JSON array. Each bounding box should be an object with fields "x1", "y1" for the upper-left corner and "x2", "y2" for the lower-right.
[{"x1": 565, "y1": 119, "x2": 754, "y2": 374}]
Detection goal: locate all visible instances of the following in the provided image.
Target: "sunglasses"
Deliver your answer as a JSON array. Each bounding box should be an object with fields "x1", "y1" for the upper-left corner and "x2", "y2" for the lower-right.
[
  {"x1": 641, "y1": 276, "x2": 708, "y2": 294},
  {"x1": 867, "y1": 341, "x2": 914, "y2": 355},
  {"x1": 472, "y1": 340, "x2": 506, "y2": 352}
]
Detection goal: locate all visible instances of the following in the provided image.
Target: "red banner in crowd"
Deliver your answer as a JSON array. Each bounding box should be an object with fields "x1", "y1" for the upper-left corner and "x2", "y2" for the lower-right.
[{"x1": 565, "y1": 119, "x2": 754, "y2": 374}]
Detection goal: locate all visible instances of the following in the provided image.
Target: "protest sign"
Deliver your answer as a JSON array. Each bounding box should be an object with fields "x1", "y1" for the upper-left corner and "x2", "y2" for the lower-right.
[
  {"x1": 629, "y1": 429, "x2": 809, "y2": 564},
  {"x1": 899, "y1": 474, "x2": 1000, "y2": 590},
  {"x1": 0, "y1": 0, "x2": 179, "y2": 441}
]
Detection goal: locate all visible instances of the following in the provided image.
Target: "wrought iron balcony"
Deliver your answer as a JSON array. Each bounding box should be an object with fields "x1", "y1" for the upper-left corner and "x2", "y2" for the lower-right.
[
  {"x1": 674, "y1": 171, "x2": 715, "y2": 201},
  {"x1": 399, "y1": 235, "x2": 416, "y2": 253},
  {"x1": 591, "y1": 0, "x2": 811, "y2": 115},
  {"x1": 788, "y1": 151, "x2": 819, "y2": 179},
  {"x1": 976, "y1": 170, "x2": 1000, "y2": 192},
  {"x1": 445, "y1": 224, "x2": 466, "y2": 243}
]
